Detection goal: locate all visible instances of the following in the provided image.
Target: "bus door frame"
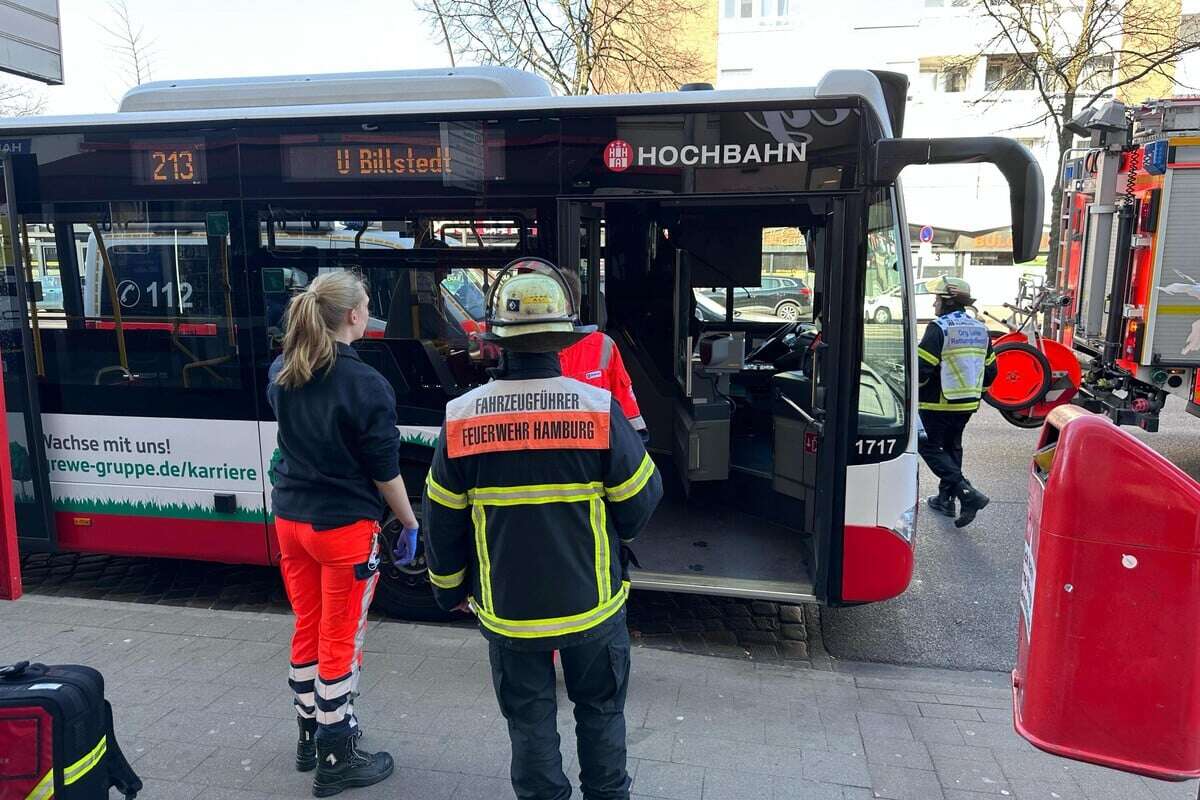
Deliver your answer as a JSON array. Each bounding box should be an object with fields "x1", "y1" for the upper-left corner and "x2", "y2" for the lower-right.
[
  {"x1": 813, "y1": 192, "x2": 862, "y2": 604},
  {"x1": 0, "y1": 154, "x2": 57, "y2": 552},
  {"x1": 556, "y1": 200, "x2": 603, "y2": 324}
]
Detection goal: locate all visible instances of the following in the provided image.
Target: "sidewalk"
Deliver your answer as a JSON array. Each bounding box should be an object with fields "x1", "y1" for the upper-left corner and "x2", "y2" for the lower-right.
[{"x1": 0, "y1": 594, "x2": 1193, "y2": 800}]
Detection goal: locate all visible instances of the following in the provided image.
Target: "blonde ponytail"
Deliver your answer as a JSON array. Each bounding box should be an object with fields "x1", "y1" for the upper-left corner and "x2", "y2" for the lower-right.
[{"x1": 275, "y1": 271, "x2": 367, "y2": 390}]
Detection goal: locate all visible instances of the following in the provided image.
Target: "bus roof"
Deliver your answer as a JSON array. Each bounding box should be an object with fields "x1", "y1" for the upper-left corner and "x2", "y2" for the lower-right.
[{"x1": 0, "y1": 69, "x2": 896, "y2": 138}]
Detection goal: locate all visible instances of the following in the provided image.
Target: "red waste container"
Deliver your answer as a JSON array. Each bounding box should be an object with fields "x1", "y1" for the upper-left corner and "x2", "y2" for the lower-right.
[{"x1": 1013, "y1": 406, "x2": 1200, "y2": 781}]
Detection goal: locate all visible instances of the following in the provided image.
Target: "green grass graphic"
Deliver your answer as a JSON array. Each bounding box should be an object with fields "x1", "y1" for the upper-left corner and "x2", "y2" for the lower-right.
[
  {"x1": 399, "y1": 431, "x2": 437, "y2": 448},
  {"x1": 55, "y1": 497, "x2": 264, "y2": 524}
]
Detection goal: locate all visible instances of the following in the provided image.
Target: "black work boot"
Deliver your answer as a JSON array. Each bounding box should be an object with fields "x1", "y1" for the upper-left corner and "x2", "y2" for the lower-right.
[
  {"x1": 312, "y1": 733, "x2": 394, "y2": 797},
  {"x1": 955, "y1": 484, "x2": 991, "y2": 528},
  {"x1": 926, "y1": 488, "x2": 956, "y2": 518},
  {"x1": 296, "y1": 717, "x2": 317, "y2": 772}
]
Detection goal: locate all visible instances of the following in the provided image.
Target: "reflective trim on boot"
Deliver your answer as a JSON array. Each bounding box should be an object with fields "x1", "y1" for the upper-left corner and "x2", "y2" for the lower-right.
[
  {"x1": 297, "y1": 716, "x2": 317, "y2": 773},
  {"x1": 312, "y1": 734, "x2": 394, "y2": 797}
]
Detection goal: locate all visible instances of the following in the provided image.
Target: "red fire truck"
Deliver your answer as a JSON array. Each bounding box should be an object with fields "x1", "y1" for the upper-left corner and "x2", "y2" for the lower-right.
[{"x1": 988, "y1": 97, "x2": 1200, "y2": 431}]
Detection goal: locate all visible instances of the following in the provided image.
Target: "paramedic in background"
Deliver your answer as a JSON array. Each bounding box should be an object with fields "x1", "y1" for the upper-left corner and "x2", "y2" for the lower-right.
[
  {"x1": 423, "y1": 258, "x2": 663, "y2": 800},
  {"x1": 268, "y1": 271, "x2": 421, "y2": 797},
  {"x1": 917, "y1": 276, "x2": 997, "y2": 528},
  {"x1": 560, "y1": 270, "x2": 650, "y2": 442}
]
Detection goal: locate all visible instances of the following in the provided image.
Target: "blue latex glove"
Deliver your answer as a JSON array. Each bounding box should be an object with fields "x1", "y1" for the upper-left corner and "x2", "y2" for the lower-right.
[{"x1": 393, "y1": 524, "x2": 419, "y2": 567}]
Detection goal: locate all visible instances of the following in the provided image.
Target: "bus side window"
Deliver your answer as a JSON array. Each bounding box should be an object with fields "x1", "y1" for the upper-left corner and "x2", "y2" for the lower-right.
[{"x1": 34, "y1": 217, "x2": 245, "y2": 392}]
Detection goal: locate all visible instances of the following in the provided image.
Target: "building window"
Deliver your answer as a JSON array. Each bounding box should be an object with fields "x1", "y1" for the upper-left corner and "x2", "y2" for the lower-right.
[
  {"x1": 740, "y1": 0, "x2": 753, "y2": 17},
  {"x1": 778, "y1": 0, "x2": 789, "y2": 13},
  {"x1": 985, "y1": 54, "x2": 1035, "y2": 91},
  {"x1": 920, "y1": 58, "x2": 971, "y2": 93},
  {"x1": 725, "y1": 0, "x2": 734, "y2": 16},
  {"x1": 1016, "y1": 137, "x2": 1044, "y2": 155},
  {"x1": 1080, "y1": 55, "x2": 1114, "y2": 92}
]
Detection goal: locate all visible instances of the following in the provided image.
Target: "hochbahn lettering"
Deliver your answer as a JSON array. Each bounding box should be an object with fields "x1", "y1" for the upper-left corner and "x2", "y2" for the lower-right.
[{"x1": 605, "y1": 140, "x2": 807, "y2": 171}]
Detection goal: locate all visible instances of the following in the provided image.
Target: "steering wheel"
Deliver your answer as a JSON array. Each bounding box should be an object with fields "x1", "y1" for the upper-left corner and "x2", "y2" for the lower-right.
[{"x1": 746, "y1": 320, "x2": 806, "y2": 364}]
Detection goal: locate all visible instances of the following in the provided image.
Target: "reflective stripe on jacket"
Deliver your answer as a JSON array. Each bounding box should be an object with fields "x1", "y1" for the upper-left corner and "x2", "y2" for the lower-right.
[
  {"x1": 423, "y1": 354, "x2": 662, "y2": 648},
  {"x1": 917, "y1": 312, "x2": 997, "y2": 412},
  {"x1": 559, "y1": 331, "x2": 647, "y2": 432}
]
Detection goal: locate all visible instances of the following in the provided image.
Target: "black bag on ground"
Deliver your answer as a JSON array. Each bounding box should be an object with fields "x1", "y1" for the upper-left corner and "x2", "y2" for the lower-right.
[{"x1": 0, "y1": 661, "x2": 142, "y2": 799}]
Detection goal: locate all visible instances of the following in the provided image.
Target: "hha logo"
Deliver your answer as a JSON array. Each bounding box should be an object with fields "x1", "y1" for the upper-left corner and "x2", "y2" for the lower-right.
[{"x1": 604, "y1": 139, "x2": 633, "y2": 172}]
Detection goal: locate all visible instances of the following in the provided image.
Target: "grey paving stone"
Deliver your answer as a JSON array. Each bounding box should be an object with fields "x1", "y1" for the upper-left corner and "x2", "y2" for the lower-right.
[
  {"x1": 907, "y1": 717, "x2": 966, "y2": 746},
  {"x1": 182, "y1": 747, "x2": 271, "y2": 790},
  {"x1": 698, "y1": 767, "x2": 774, "y2": 799},
  {"x1": 954, "y1": 720, "x2": 1030, "y2": 751},
  {"x1": 932, "y1": 755, "x2": 1012, "y2": 795},
  {"x1": 341, "y1": 768, "x2": 463, "y2": 800},
  {"x1": 1010, "y1": 778, "x2": 1088, "y2": 799},
  {"x1": 868, "y1": 765, "x2": 947, "y2": 800},
  {"x1": 672, "y1": 736, "x2": 805, "y2": 779},
  {"x1": 132, "y1": 740, "x2": 219, "y2": 780},
  {"x1": 633, "y1": 760, "x2": 704, "y2": 799},
  {"x1": 935, "y1": 692, "x2": 1011, "y2": 710},
  {"x1": 863, "y1": 737, "x2": 934, "y2": 771},
  {"x1": 925, "y1": 743, "x2": 999, "y2": 764},
  {"x1": 993, "y1": 750, "x2": 1080, "y2": 785},
  {"x1": 856, "y1": 711, "x2": 913, "y2": 741},
  {"x1": 627, "y1": 729, "x2": 681, "y2": 762},
  {"x1": 918, "y1": 702, "x2": 983, "y2": 721},
  {"x1": 192, "y1": 788, "x2": 277, "y2": 800},
  {"x1": 1140, "y1": 777, "x2": 1200, "y2": 800},
  {"x1": 449, "y1": 773, "x2": 515, "y2": 799},
  {"x1": 431, "y1": 734, "x2": 510, "y2": 777},
  {"x1": 1069, "y1": 769, "x2": 1160, "y2": 800},
  {"x1": 769, "y1": 776, "x2": 844, "y2": 799},
  {"x1": 800, "y1": 749, "x2": 871, "y2": 787},
  {"x1": 125, "y1": 779, "x2": 205, "y2": 800}
]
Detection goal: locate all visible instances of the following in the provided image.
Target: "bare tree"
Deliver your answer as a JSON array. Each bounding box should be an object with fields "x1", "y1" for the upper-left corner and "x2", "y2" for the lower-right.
[
  {"x1": 99, "y1": 0, "x2": 155, "y2": 88},
  {"x1": 0, "y1": 82, "x2": 45, "y2": 117},
  {"x1": 414, "y1": 0, "x2": 707, "y2": 95},
  {"x1": 954, "y1": 0, "x2": 1200, "y2": 286}
]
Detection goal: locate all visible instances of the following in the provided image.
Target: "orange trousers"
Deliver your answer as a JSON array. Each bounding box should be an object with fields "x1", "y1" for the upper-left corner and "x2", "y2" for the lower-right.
[{"x1": 277, "y1": 516, "x2": 380, "y2": 739}]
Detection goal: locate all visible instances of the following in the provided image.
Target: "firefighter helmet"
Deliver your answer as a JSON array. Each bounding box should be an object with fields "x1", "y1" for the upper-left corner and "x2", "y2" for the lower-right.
[
  {"x1": 926, "y1": 276, "x2": 976, "y2": 306},
  {"x1": 481, "y1": 257, "x2": 587, "y2": 353}
]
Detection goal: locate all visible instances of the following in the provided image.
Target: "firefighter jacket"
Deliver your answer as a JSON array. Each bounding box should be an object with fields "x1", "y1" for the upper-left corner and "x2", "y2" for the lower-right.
[
  {"x1": 559, "y1": 331, "x2": 647, "y2": 433},
  {"x1": 423, "y1": 351, "x2": 663, "y2": 648},
  {"x1": 917, "y1": 311, "x2": 998, "y2": 412}
]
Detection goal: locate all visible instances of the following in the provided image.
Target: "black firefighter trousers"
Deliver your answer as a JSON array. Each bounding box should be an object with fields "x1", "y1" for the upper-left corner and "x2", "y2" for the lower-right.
[
  {"x1": 918, "y1": 409, "x2": 973, "y2": 494},
  {"x1": 488, "y1": 621, "x2": 632, "y2": 800}
]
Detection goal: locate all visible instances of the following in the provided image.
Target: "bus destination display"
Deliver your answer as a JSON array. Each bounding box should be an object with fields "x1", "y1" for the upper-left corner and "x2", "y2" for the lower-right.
[
  {"x1": 283, "y1": 136, "x2": 453, "y2": 182},
  {"x1": 280, "y1": 123, "x2": 498, "y2": 189},
  {"x1": 131, "y1": 139, "x2": 207, "y2": 185}
]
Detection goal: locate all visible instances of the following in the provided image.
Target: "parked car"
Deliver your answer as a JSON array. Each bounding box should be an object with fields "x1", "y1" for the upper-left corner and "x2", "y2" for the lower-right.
[
  {"x1": 702, "y1": 276, "x2": 812, "y2": 321},
  {"x1": 864, "y1": 279, "x2": 940, "y2": 324},
  {"x1": 693, "y1": 290, "x2": 784, "y2": 323}
]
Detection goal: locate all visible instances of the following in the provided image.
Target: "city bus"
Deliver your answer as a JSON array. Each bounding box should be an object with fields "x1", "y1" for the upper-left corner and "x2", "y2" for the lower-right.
[{"x1": 0, "y1": 67, "x2": 1042, "y2": 618}]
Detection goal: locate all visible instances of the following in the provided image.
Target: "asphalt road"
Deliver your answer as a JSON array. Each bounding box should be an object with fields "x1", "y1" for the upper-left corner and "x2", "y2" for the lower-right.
[{"x1": 821, "y1": 401, "x2": 1200, "y2": 672}]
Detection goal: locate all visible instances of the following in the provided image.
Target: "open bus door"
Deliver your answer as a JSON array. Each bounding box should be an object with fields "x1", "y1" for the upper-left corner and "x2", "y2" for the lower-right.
[
  {"x1": 555, "y1": 195, "x2": 856, "y2": 605},
  {"x1": 0, "y1": 154, "x2": 56, "y2": 551}
]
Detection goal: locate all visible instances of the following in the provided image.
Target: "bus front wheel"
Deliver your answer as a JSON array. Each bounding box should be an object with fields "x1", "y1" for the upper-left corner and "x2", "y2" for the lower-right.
[{"x1": 373, "y1": 513, "x2": 461, "y2": 622}]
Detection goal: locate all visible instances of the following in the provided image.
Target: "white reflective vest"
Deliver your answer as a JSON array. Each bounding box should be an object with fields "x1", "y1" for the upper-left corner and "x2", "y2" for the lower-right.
[{"x1": 933, "y1": 312, "x2": 990, "y2": 401}]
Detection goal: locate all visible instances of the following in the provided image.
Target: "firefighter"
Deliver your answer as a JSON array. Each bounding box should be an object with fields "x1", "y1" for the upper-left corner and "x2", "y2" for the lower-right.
[
  {"x1": 423, "y1": 257, "x2": 663, "y2": 800},
  {"x1": 917, "y1": 276, "x2": 997, "y2": 528},
  {"x1": 267, "y1": 270, "x2": 421, "y2": 796},
  {"x1": 559, "y1": 270, "x2": 650, "y2": 442}
]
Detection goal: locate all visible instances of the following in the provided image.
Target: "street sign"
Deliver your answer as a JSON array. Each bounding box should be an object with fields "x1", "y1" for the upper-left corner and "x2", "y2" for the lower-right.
[
  {"x1": 0, "y1": 1, "x2": 63, "y2": 85},
  {"x1": 919, "y1": 225, "x2": 934, "y2": 244}
]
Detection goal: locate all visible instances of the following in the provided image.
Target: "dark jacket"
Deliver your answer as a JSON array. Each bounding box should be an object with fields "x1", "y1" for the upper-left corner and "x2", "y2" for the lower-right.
[
  {"x1": 423, "y1": 351, "x2": 663, "y2": 651},
  {"x1": 267, "y1": 342, "x2": 400, "y2": 527}
]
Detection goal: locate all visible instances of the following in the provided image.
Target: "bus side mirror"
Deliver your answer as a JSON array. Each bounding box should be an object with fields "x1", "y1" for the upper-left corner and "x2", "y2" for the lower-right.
[{"x1": 871, "y1": 137, "x2": 1045, "y2": 263}]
